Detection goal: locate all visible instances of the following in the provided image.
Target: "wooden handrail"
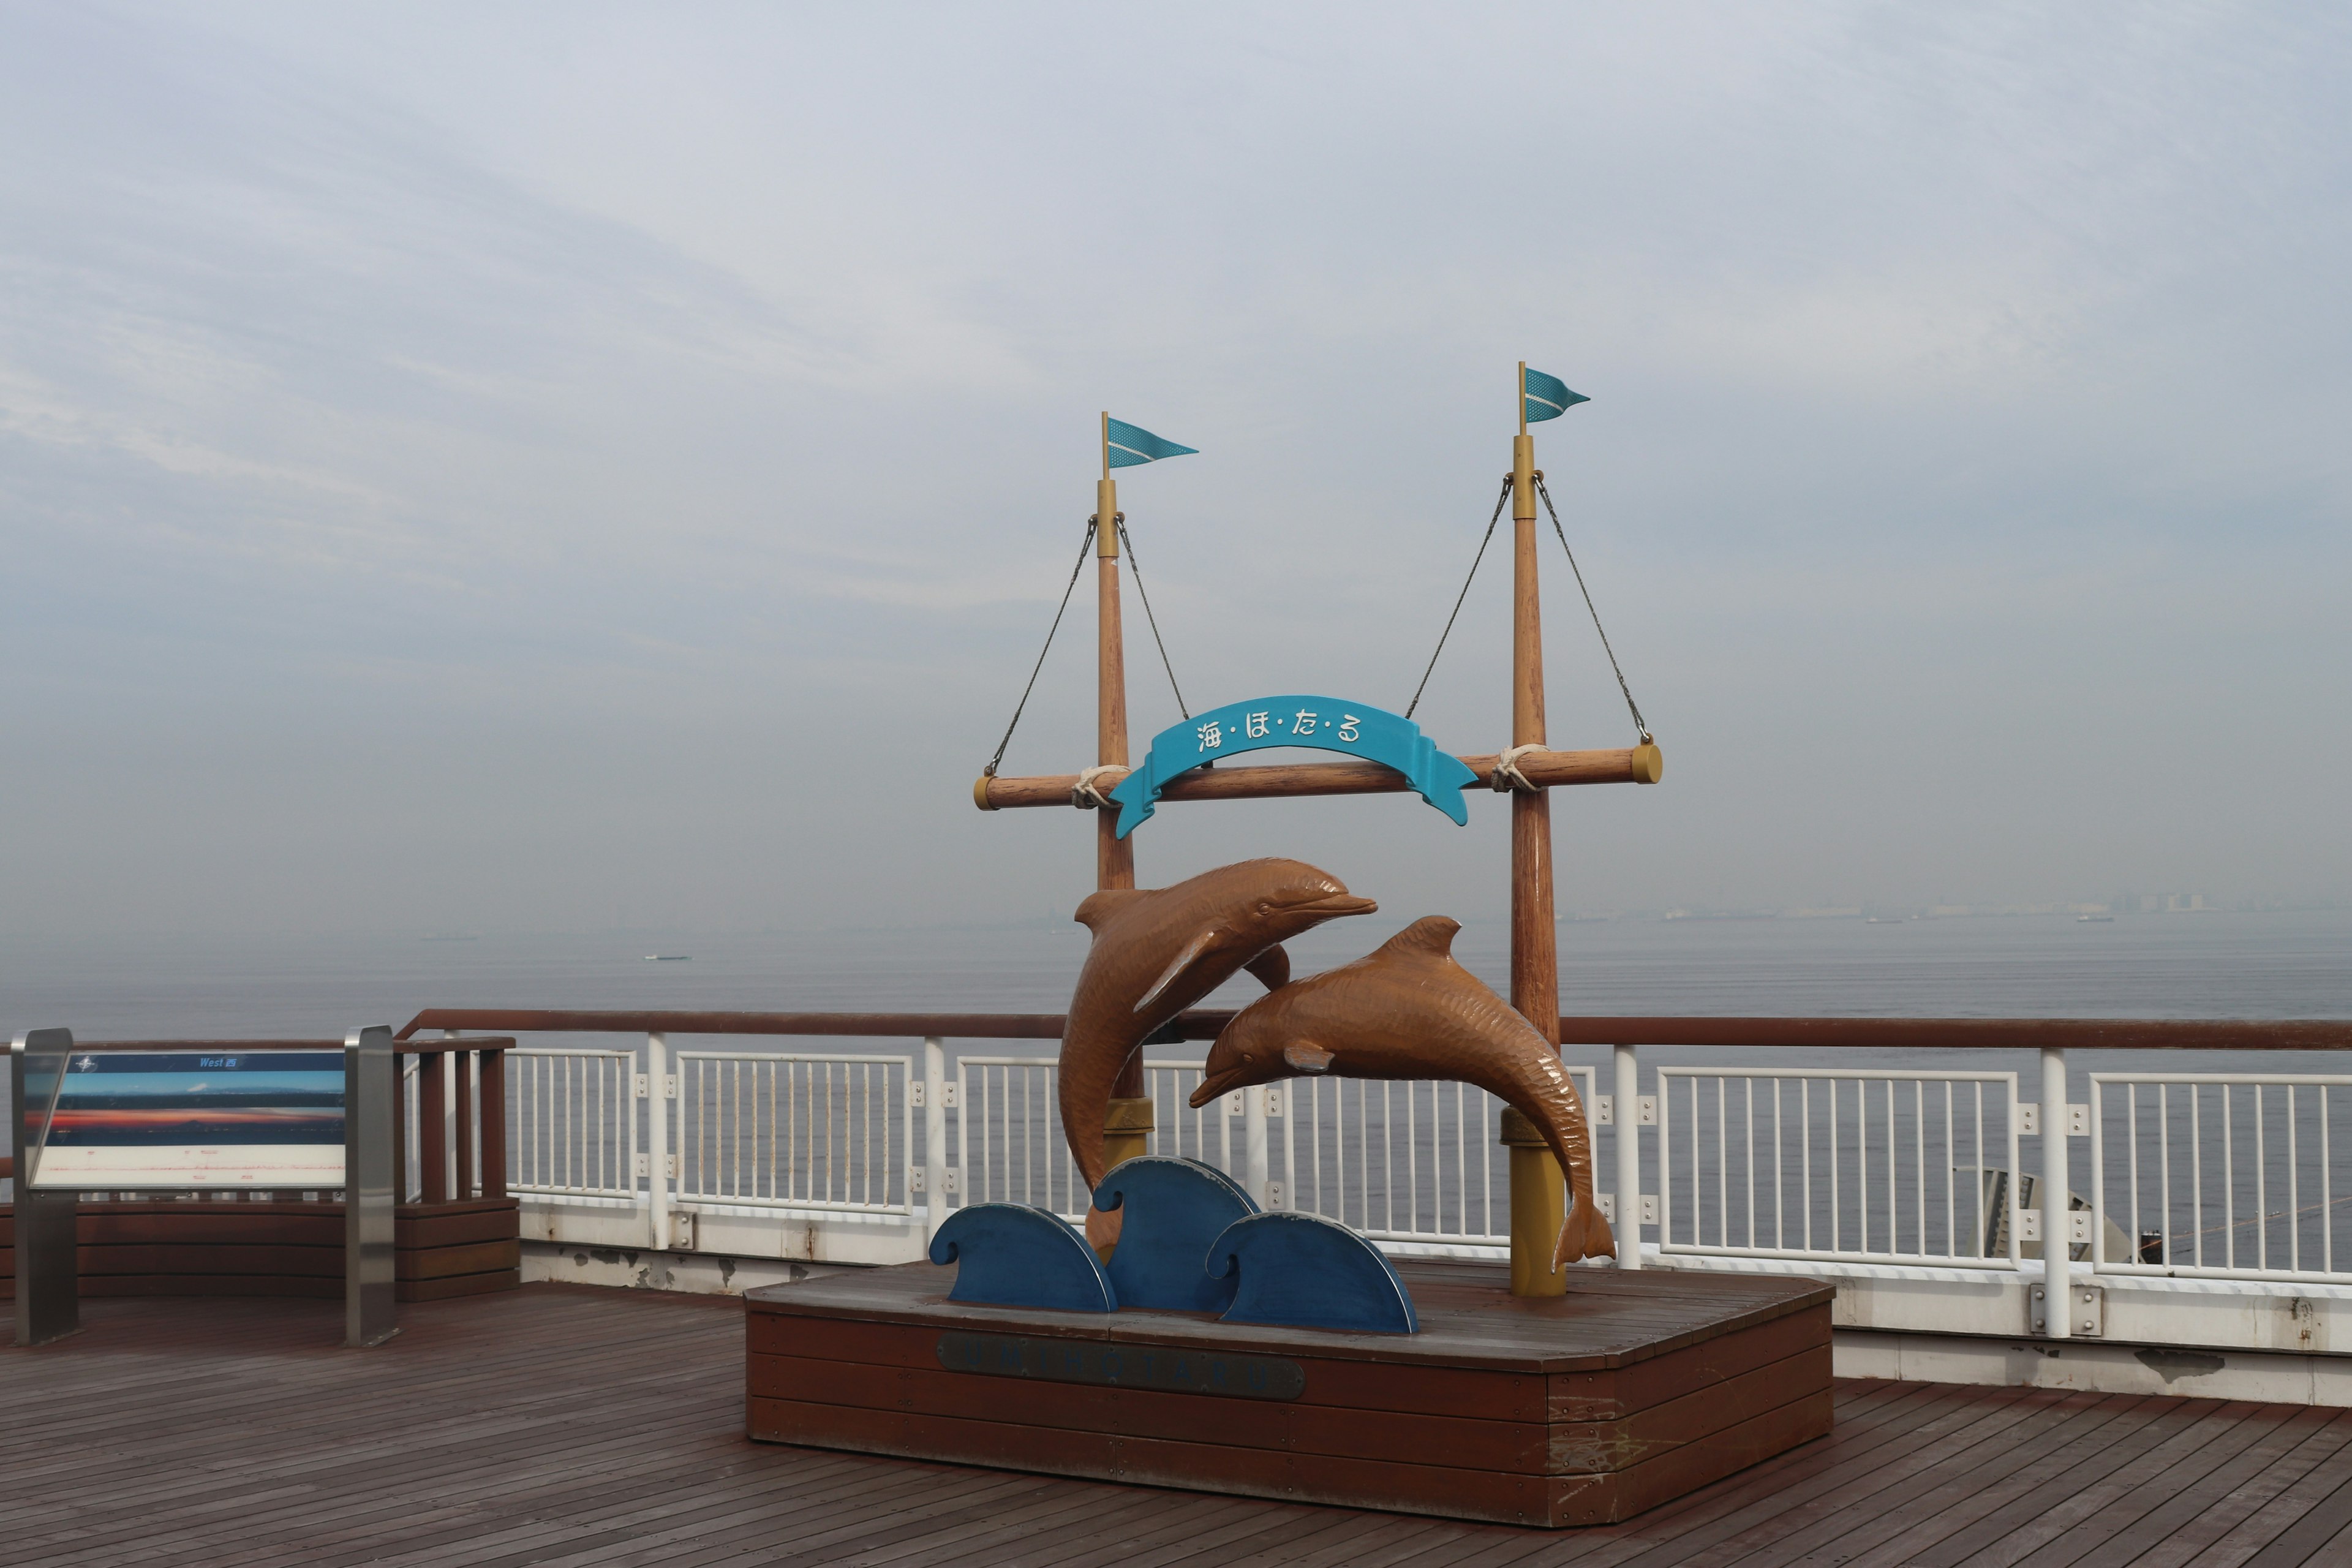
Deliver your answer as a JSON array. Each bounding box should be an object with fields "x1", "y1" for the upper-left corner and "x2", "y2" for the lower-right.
[{"x1": 396, "y1": 1009, "x2": 2352, "y2": 1050}]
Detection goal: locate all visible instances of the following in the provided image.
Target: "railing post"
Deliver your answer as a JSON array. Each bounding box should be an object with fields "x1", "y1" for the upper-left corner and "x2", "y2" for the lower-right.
[
  {"x1": 647, "y1": 1032, "x2": 671, "y2": 1251},
  {"x1": 2041, "y1": 1045, "x2": 2070, "y2": 1338},
  {"x1": 440, "y1": 1028, "x2": 462, "y2": 1200},
  {"x1": 454, "y1": 1049, "x2": 477, "y2": 1200},
  {"x1": 390, "y1": 1052, "x2": 408, "y2": 1205},
  {"x1": 1615, "y1": 1044, "x2": 1642, "y2": 1270},
  {"x1": 922, "y1": 1038, "x2": 948, "y2": 1244},
  {"x1": 480, "y1": 1049, "x2": 507, "y2": 1201},
  {"x1": 418, "y1": 1045, "x2": 448, "y2": 1205},
  {"x1": 1244, "y1": 1085, "x2": 1270, "y2": 1207}
]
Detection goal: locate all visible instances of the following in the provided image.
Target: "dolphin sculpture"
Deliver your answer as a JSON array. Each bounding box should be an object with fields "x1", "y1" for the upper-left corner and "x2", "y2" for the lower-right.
[
  {"x1": 1063, "y1": 858, "x2": 1377, "y2": 1250},
  {"x1": 1189, "y1": 915, "x2": 1615, "y2": 1270}
]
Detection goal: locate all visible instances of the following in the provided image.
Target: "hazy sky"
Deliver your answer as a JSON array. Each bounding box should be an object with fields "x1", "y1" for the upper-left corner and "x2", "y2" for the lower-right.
[{"x1": 2, "y1": 4, "x2": 2346, "y2": 936}]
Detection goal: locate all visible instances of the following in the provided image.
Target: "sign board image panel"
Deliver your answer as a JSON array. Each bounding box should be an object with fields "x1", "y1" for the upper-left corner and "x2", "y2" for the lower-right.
[{"x1": 28, "y1": 1050, "x2": 347, "y2": 1189}]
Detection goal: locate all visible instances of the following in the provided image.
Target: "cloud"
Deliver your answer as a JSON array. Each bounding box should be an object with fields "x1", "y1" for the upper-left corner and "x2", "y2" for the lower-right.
[{"x1": 0, "y1": 1, "x2": 2344, "y2": 939}]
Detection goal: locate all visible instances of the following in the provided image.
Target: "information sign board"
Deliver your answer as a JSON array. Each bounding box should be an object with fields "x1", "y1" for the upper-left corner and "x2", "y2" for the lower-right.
[{"x1": 28, "y1": 1049, "x2": 347, "y2": 1189}]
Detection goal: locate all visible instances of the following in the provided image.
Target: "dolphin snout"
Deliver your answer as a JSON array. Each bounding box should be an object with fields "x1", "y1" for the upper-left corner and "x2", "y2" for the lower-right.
[
  {"x1": 1189, "y1": 1068, "x2": 1245, "y2": 1109},
  {"x1": 1297, "y1": 893, "x2": 1378, "y2": 918}
]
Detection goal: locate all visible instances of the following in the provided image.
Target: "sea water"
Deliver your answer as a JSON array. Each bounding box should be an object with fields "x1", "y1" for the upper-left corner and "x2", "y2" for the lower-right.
[
  {"x1": 4, "y1": 908, "x2": 2343, "y2": 1093},
  {"x1": 2, "y1": 908, "x2": 2345, "y2": 1036},
  {"x1": 6, "y1": 912, "x2": 2345, "y2": 1260}
]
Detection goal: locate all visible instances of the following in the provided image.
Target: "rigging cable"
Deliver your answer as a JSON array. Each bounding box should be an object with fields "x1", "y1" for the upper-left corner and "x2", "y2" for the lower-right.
[
  {"x1": 1115, "y1": 515, "x2": 1190, "y2": 722},
  {"x1": 1403, "y1": 477, "x2": 1514, "y2": 720},
  {"x1": 1534, "y1": 472, "x2": 1651, "y2": 744},
  {"x1": 981, "y1": 518, "x2": 1097, "y2": 779}
]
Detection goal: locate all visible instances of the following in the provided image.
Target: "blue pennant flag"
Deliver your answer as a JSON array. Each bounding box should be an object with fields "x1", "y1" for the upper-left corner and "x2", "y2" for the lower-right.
[
  {"x1": 1106, "y1": 417, "x2": 1198, "y2": 469},
  {"x1": 1523, "y1": 367, "x2": 1589, "y2": 423}
]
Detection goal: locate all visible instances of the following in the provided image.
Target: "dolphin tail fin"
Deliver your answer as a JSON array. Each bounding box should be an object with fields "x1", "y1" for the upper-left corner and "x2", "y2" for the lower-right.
[
  {"x1": 1552, "y1": 1194, "x2": 1618, "y2": 1270},
  {"x1": 1244, "y1": 944, "x2": 1291, "y2": 990}
]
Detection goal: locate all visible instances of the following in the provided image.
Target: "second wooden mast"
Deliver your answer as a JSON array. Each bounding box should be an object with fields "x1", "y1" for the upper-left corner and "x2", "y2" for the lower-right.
[
  {"x1": 1093, "y1": 411, "x2": 1153, "y2": 1174},
  {"x1": 1502, "y1": 361, "x2": 1567, "y2": 1296}
]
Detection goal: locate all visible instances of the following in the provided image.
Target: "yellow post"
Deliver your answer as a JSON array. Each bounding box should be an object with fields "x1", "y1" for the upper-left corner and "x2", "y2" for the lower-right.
[
  {"x1": 1096, "y1": 412, "x2": 1150, "y2": 1180},
  {"x1": 1506, "y1": 361, "x2": 1567, "y2": 1297}
]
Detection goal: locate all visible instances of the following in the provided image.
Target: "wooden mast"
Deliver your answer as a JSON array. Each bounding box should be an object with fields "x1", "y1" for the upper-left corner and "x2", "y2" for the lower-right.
[
  {"x1": 1096, "y1": 412, "x2": 1152, "y2": 1175},
  {"x1": 1503, "y1": 360, "x2": 1568, "y2": 1297}
]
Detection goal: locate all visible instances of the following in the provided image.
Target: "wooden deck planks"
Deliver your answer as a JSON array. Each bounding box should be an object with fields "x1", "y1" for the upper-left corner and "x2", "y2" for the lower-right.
[{"x1": 9, "y1": 1289, "x2": 2352, "y2": 1566}]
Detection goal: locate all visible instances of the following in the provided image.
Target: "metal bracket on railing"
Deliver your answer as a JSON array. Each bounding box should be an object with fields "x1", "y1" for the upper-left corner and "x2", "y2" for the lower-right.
[
  {"x1": 634, "y1": 1073, "x2": 649, "y2": 1098},
  {"x1": 1593, "y1": 1095, "x2": 1613, "y2": 1126},
  {"x1": 1636, "y1": 1095, "x2": 1659, "y2": 1126},
  {"x1": 2032, "y1": 1280, "x2": 2103, "y2": 1337},
  {"x1": 1597, "y1": 1194, "x2": 1659, "y2": 1224},
  {"x1": 2018, "y1": 1104, "x2": 2040, "y2": 1136},
  {"x1": 2067, "y1": 1102, "x2": 2090, "y2": 1137},
  {"x1": 2016, "y1": 1208, "x2": 2042, "y2": 1242},
  {"x1": 910, "y1": 1081, "x2": 958, "y2": 1109}
]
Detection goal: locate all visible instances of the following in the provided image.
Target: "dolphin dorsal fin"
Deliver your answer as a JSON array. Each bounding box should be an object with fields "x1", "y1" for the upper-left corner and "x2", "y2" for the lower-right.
[
  {"x1": 1074, "y1": 888, "x2": 1147, "y2": 932},
  {"x1": 1376, "y1": 916, "x2": 1462, "y2": 962}
]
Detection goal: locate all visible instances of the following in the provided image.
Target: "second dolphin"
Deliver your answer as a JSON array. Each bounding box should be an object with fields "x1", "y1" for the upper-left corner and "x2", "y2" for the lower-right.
[{"x1": 1191, "y1": 915, "x2": 1615, "y2": 1270}]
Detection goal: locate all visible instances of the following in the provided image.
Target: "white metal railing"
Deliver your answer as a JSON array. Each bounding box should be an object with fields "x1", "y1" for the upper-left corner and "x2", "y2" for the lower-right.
[
  {"x1": 952, "y1": 1054, "x2": 1595, "y2": 1250},
  {"x1": 491, "y1": 1030, "x2": 2352, "y2": 1343},
  {"x1": 1657, "y1": 1068, "x2": 2024, "y2": 1268},
  {"x1": 509, "y1": 1048, "x2": 638, "y2": 1200},
  {"x1": 2093, "y1": 1072, "x2": 2352, "y2": 1284},
  {"x1": 674, "y1": 1050, "x2": 913, "y2": 1215}
]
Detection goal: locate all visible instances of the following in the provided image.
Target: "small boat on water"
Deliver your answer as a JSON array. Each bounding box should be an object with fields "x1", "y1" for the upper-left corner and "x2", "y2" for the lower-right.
[
  {"x1": 644, "y1": 954, "x2": 691, "y2": 961},
  {"x1": 2078, "y1": 914, "x2": 2115, "y2": 923}
]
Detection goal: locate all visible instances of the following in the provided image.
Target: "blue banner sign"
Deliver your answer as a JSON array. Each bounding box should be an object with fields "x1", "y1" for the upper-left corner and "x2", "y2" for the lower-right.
[
  {"x1": 1110, "y1": 696, "x2": 1479, "y2": 838},
  {"x1": 29, "y1": 1050, "x2": 346, "y2": 1189}
]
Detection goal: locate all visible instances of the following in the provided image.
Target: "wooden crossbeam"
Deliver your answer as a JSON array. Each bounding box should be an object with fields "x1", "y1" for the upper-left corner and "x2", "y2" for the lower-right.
[{"x1": 974, "y1": 742, "x2": 1662, "y2": 811}]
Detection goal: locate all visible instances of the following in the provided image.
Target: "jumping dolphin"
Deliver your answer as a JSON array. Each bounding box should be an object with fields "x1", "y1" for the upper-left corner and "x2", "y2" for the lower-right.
[
  {"x1": 1189, "y1": 915, "x2": 1615, "y2": 1270},
  {"x1": 1063, "y1": 858, "x2": 1377, "y2": 1249}
]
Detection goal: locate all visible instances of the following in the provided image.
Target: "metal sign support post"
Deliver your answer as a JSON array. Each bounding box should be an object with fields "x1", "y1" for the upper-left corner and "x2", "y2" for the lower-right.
[
  {"x1": 345, "y1": 1027, "x2": 399, "y2": 1347},
  {"x1": 12, "y1": 1028, "x2": 81, "y2": 1347}
]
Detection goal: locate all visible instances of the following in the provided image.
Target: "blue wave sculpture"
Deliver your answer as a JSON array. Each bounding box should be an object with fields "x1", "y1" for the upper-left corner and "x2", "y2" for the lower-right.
[
  {"x1": 1091, "y1": 1156, "x2": 1258, "y2": 1313},
  {"x1": 929, "y1": 1203, "x2": 1117, "y2": 1313},
  {"x1": 1208, "y1": 1211, "x2": 1419, "y2": 1334}
]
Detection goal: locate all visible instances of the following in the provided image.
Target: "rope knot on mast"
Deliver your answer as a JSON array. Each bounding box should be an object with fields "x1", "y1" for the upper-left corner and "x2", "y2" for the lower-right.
[
  {"x1": 1071, "y1": 764, "x2": 1123, "y2": 810},
  {"x1": 1490, "y1": 744, "x2": 1547, "y2": 793}
]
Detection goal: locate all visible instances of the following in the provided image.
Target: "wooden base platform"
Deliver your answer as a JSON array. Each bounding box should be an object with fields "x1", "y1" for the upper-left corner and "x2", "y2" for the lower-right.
[
  {"x1": 0, "y1": 1196, "x2": 520, "y2": 1302},
  {"x1": 745, "y1": 1257, "x2": 1833, "y2": 1527}
]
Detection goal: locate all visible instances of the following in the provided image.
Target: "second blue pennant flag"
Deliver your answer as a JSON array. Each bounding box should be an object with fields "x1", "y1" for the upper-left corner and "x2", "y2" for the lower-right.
[
  {"x1": 1106, "y1": 418, "x2": 1198, "y2": 469},
  {"x1": 1523, "y1": 368, "x2": 1588, "y2": 423}
]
